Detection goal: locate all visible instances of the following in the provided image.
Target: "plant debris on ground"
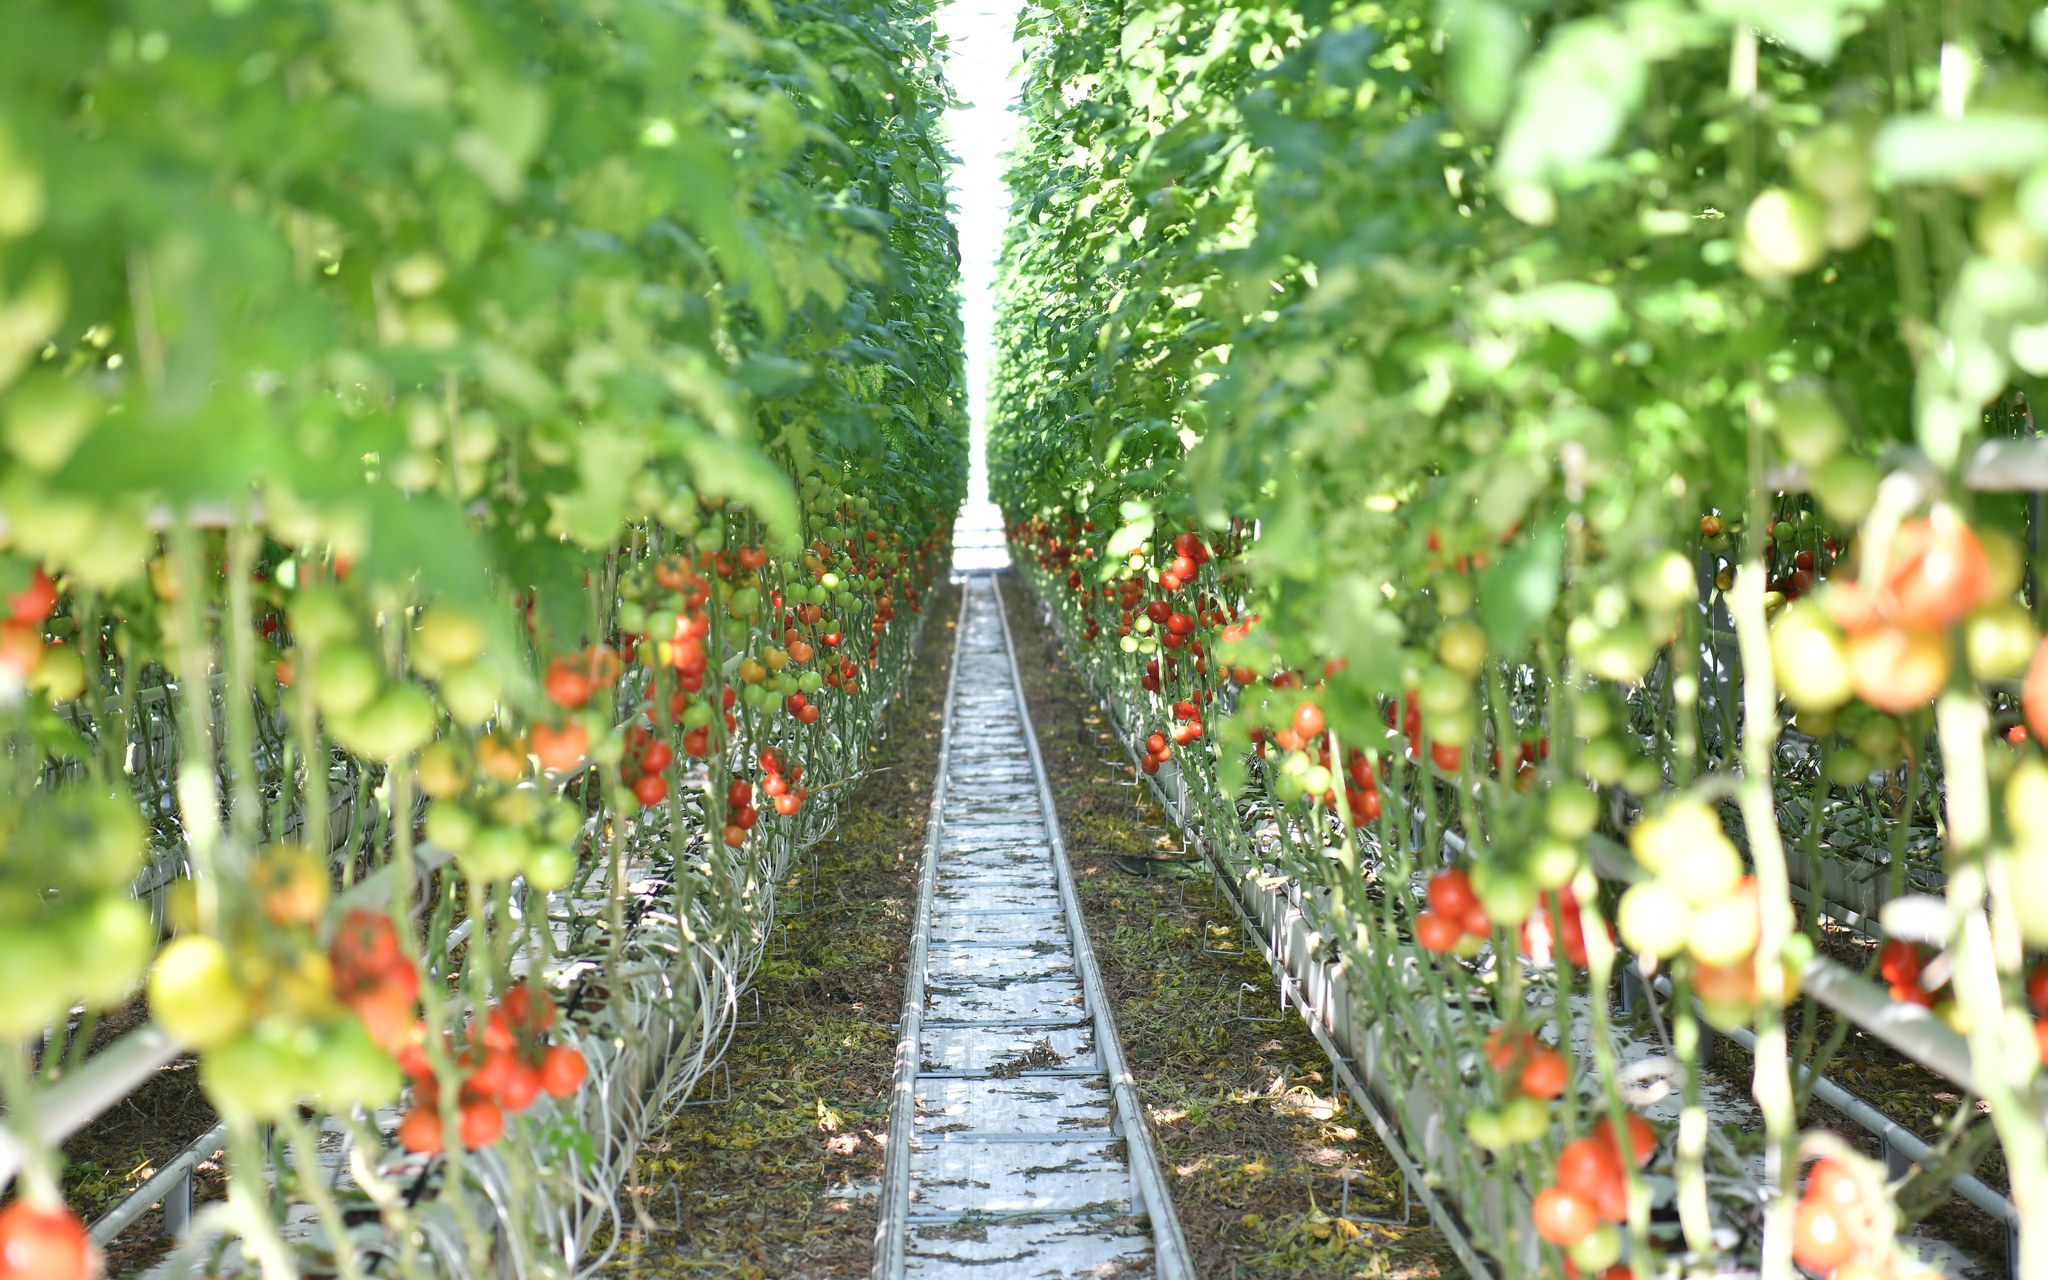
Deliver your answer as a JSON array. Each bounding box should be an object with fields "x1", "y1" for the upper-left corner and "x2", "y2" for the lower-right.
[
  {"x1": 600, "y1": 581, "x2": 959, "y2": 1280},
  {"x1": 1000, "y1": 573, "x2": 1461, "y2": 1280}
]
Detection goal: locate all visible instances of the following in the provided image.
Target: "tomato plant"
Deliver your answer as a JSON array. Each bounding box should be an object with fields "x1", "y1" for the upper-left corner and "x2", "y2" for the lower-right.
[
  {"x1": 992, "y1": 0, "x2": 2048, "y2": 1273},
  {"x1": 0, "y1": 0, "x2": 965, "y2": 1270}
]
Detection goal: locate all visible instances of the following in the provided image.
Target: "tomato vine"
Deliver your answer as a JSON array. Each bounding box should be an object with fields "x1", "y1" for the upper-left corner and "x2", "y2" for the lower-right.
[
  {"x1": 0, "y1": 0, "x2": 965, "y2": 1274},
  {"x1": 995, "y1": 0, "x2": 2048, "y2": 1276}
]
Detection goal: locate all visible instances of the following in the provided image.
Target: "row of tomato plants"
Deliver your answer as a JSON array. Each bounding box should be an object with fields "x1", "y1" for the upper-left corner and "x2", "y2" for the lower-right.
[
  {"x1": 0, "y1": 0, "x2": 966, "y2": 1275},
  {"x1": 992, "y1": 0, "x2": 2048, "y2": 1275}
]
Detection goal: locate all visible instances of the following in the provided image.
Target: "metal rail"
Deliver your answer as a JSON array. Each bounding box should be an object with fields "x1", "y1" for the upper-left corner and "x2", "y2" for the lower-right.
[
  {"x1": 873, "y1": 585, "x2": 969, "y2": 1280},
  {"x1": 990, "y1": 573, "x2": 1195, "y2": 1280}
]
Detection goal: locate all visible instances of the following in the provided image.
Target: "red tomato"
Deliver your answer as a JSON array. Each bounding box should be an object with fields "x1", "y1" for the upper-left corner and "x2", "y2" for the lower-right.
[
  {"x1": 1293, "y1": 702, "x2": 1325, "y2": 738},
  {"x1": 531, "y1": 721, "x2": 589, "y2": 772},
  {"x1": 1518, "y1": 1048, "x2": 1569, "y2": 1100},
  {"x1": 1804, "y1": 1159, "x2": 1865, "y2": 1211},
  {"x1": 7, "y1": 569, "x2": 57, "y2": 625},
  {"x1": 1877, "y1": 940, "x2": 1922, "y2": 987},
  {"x1": 0, "y1": 1201, "x2": 92, "y2": 1280},
  {"x1": 1845, "y1": 624, "x2": 1951, "y2": 714},
  {"x1": 1555, "y1": 1137, "x2": 1623, "y2": 1201},
  {"x1": 1791, "y1": 1198, "x2": 1859, "y2": 1272},
  {"x1": 459, "y1": 1097, "x2": 505, "y2": 1149},
  {"x1": 541, "y1": 1043, "x2": 588, "y2": 1097},
  {"x1": 632, "y1": 773, "x2": 669, "y2": 807},
  {"x1": 1531, "y1": 1186, "x2": 1597, "y2": 1246},
  {"x1": 398, "y1": 1106, "x2": 445, "y2": 1154},
  {"x1": 543, "y1": 662, "x2": 593, "y2": 709},
  {"x1": 1414, "y1": 911, "x2": 1463, "y2": 953},
  {"x1": 1593, "y1": 1113, "x2": 1657, "y2": 1167},
  {"x1": 1427, "y1": 868, "x2": 1477, "y2": 919}
]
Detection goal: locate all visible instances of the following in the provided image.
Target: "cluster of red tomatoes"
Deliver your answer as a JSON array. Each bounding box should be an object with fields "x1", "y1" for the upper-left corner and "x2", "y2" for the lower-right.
[
  {"x1": 331, "y1": 908, "x2": 425, "y2": 1054},
  {"x1": 1484, "y1": 1025, "x2": 1571, "y2": 1102},
  {"x1": 0, "y1": 566, "x2": 80, "y2": 701},
  {"x1": 1413, "y1": 867, "x2": 1492, "y2": 955},
  {"x1": 621, "y1": 720, "x2": 678, "y2": 807},
  {"x1": 1531, "y1": 1113, "x2": 1658, "y2": 1272},
  {"x1": 757, "y1": 747, "x2": 808, "y2": 818},
  {"x1": 1791, "y1": 1158, "x2": 1902, "y2": 1278},
  {"x1": 396, "y1": 982, "x2": 588, "y2": 1154}
]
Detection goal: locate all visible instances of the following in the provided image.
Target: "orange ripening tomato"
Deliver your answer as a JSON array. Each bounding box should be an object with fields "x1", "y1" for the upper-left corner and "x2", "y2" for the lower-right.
[
  {"x1": 2025, "y1": 636, "x2": 2048, "y2": 742},
  {"x1": 1882, "y1": 514, "x2": 1990, "y2": 629},
  {"x1": 1845, "y1": 624, "x2": 1951, "y2": 714}
]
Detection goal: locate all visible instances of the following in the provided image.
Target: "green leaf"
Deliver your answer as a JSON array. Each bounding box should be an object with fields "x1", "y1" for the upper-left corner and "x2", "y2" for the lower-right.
[
  {"x1": 355, "y1": 488, "x2": 494, "y2": 612},
  {"x1": 1106, "y1": 501, "x2": 1154, "y2": 559},
  {"x1": 1477, "y1": 524, "x2": 1565, "y2": 658},
  {"x1": 680, "y1": 434, "x2": 800, "y2": 551}
]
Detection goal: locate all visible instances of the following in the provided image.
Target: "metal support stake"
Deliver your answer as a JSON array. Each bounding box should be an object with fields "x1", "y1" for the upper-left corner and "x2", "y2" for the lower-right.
[{"x1": 162, "y1": 1171, "x2": 192, "y2": 1238}]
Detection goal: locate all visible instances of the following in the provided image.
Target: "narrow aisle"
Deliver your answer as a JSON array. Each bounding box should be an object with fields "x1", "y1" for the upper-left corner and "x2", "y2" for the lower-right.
[{"x1": 875, "y1": 576, "x2": 1189, "y2": 1279}]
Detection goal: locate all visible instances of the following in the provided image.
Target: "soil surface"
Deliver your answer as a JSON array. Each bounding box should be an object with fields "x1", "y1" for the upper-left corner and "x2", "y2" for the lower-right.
[
  {"x1": 999, "y1": 572, "x2": 1461, "y2": 1280},
  {"x1": 601, "y1": 580, "x2": 959, "y2": 1279}
]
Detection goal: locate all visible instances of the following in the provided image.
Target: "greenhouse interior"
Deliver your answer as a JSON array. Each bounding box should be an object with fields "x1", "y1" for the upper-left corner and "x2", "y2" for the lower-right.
[{"x1": 0, "y1": 1, "x2": 2046, "y2": 1278}]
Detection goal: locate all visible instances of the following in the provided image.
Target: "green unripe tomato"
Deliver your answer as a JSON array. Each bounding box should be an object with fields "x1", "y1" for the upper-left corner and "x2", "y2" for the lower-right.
[
  {"x1": 1687, "y1": 892, "x2": 1763, "y2": 966},
  {"x1": 1526, "y1": 836, "x2": 1582, "y2": 891},
  {"x1": 1740, "y1": 187, "x2": 1827, "y2": 277},
  {"x1": 309, "y1": 1017, "x2": 403, "y2": 1111},
  {"x1": 312, "y1": 644, "x2": 382, "y2": 717},
  {"x1": 438, "y1": 661, "x2": 501, "y2": 726},
  {"x1": 290, "y1": 589, "x2": 357, "y2": 651},
  {"x1": 417, "y1": 604, "x2": 487, "y2": 668},
  {"x1": 526, "y1": 844, "x2": 578, "y2": 894},
  {"x1": 460, "y1": 826, "x2": 529, "y2": 883},
  {"x1": 0, "y1": 926, "x2": 78, "y2": 1039},
  {"x1": 1822, "y1": 748, "x2": 1872, "y2": 789},
  {"x1": 1498, "y1": 1095, "x2": 1550, "y2": 1144},
  {"x1": 1416, "y1": 665, "x2": 1469, "y2": 720},
  {"x1": 61, "y1": 896, "x2": 154, "y2": 1008},
  {"x1": 1810, "y1": 455, "x2": 1880, "y2": 525},
  {"x1": 1545, "y1": 788, "x2": 1601, "y2": 841},
  {"x1": 1434, "y1": 576, "x2": 1476, "y2": 617},
  {"x1": 334, "y1": 685, "x2": 436, "y2": 760},
  {"x1": 1965, "y1": 601, "x2": 2039, "y2": 680},
  {"x1": 2009, "y1": 760, "x2": 2048, "y2": 844},
  {"x1": 1464, "y1": 1108, "x2": 1509, "y2": 1151},
  {"x1": 2010, "y1": 842, "x2": 2048, "y2": 947},
  {"x1": 1772, "y1": 385, "x2": 1849, "y2": 470},
  {"x1": 1620, "y1": 758, "x2": 1663, "y2": 796},
  {"x1": 1437, "y1": 620, "x2": 1487, "y2": 675},
  {"x1": 29, "y1": 645, "x2": 84, "y2": 701},
  {"x1": 1852, "y1": 716, "x2": 1902, "y2": 764},
  {"x1": 1570, "y1": 1226, "x2": 1624, "y2": 1273},
  {"x1": 1470, "y1": 860, "x2": 1537, "y2": 927},
  {"x1": 1629, "y1": 550, "x2": 1696, "y2": 614},
  {"x1": 1580, "y1": 736, "x2": 1630, "y2": 786}
]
